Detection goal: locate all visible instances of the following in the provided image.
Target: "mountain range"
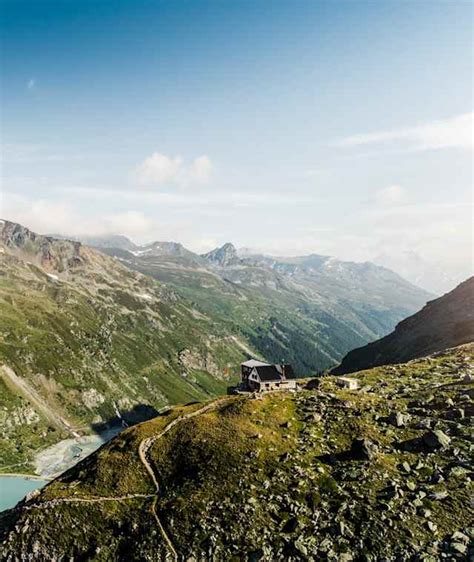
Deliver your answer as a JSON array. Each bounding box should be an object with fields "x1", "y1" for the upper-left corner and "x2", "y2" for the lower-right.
[
  {"x1": 0, "y1": 220, "x2": 247, "y2": 472},
  {"x1": 0, "y1": 221, "x2": 472, "y2": 560},
  {"x1": 0, "y1": 221, "x2": 431, "y2": 472},
  {"x1": 83, "y1": 233, "x2": 432, "y2": 374}
]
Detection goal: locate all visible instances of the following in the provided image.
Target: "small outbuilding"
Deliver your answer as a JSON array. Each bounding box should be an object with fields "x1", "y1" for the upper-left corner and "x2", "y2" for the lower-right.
[
  {"x1": 240, "y1": 360, "x2": 296, "y2": 392},
  {"x1": 336, "y1": 377, "x2": 359, "y2": 390}
]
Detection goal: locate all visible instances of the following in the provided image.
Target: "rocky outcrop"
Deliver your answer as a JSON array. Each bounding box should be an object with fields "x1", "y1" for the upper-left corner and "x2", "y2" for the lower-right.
[
  {"x1": 178, "y1": 349, "x2": 220, "y2": 376},
  {"x1": 0, "y1": 219, "x2": 84, "y2": 272}
]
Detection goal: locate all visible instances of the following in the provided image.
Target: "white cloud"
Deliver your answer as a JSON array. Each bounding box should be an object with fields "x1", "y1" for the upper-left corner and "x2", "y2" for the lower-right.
[
  {"x1": 135, "y1": 153, "x2": 183, "y2": 185},
  {"x1": 27, "y1": 78, "x2": 35, "y2": 90},
  {"x1": 189, "y1": 155, "x2": 213, "y2": 184},
  {"x1": 0, "y1": 194, "x2": 153, "y2": 239},
  {"x1": 101, "y1": 211, "x2": 153, "y2": 237},
  {"x1": 336, "y1": 112, "x2": 473, "y2": 151},
  {"x1": 134, "y1": 152, "x2": 213, "y2": 187},
  {"x1": 375, "y1": 185, "x2": 407, "y2": 206}
]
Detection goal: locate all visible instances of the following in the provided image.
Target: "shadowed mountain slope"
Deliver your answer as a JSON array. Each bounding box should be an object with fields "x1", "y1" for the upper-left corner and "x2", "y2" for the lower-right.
[{"x1": 332, "y1": 277, "x2": 474, "y2": 375}]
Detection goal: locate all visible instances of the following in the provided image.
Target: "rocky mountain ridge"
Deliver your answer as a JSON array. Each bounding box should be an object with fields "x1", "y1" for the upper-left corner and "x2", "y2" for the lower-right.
[{"x1": 203, "y1": 242, "x2": 240, "y2": 267}]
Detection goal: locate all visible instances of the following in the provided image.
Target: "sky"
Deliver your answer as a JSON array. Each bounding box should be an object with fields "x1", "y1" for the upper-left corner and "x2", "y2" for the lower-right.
[{"x1": 1, "y1": 0, "x2": 472, "y2": 293}]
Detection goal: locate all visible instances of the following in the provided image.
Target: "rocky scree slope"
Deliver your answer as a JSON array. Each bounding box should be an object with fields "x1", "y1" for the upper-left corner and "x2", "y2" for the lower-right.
[
  {"x1": 332, "y1": 277, "x2": 474, "y2": 375},
  {"x1": 96, "y1": 239, "x2": 431, "y2": 375},
  {"x1": 1, "y1": 344, "x2": 472, "y2": 561},
  {"x1": 0, "y1": 220, "x2": 249, "y2": 472}
]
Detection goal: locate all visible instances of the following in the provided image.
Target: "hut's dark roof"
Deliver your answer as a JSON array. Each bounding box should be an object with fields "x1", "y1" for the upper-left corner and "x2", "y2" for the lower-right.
[{"x1": 254, "y1": 365, "x2": 283, "y2": 382}]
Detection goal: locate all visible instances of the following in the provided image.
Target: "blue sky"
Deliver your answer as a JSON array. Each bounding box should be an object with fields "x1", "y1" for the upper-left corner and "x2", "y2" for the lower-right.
[{"x1": 1, "y1": 0, "x2": 472, "y2": 292}]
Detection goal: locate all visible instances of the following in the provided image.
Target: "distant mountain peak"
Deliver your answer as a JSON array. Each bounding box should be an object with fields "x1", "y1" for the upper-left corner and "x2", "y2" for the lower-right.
[
  {"x1": 203, "y1": 242, "x2": 239, "y2": 267},
  {"x1": 79, "y1": 234, "x2": 137, "y2": 251},
  {"x1": 134, "y1": 240, "x2": 192, "y2": 258},
  {"x1": 0, "y1": 219, "x2": 84, "y2": 272}
]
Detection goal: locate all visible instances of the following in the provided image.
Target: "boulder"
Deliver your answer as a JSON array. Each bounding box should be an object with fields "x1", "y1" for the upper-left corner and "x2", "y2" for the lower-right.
[
  {"x1": 282, "y1": 516, "x2": 299, "y2": 533},
  {"x1": 422, "y1": 430, "x2": 451, "y2": 450},
  {"x1": 388, "y1": 411, "x2": 408, "y2": 427},
  {"x1": 401, "y1": 461, "x2": 411, "y2": 473},
  {"x1": 450, "y1": 542, "x2": 467, "y2": 555},
  {"x1": 415, "y1": 419, "x2": 432, "y2": 430},
  {"x1": 350, "y1": 438, "x2": 377, "y2": 460},
  {"x1": 430, "y1": 490, "x2": 448, "y2": 500},
  {"x1": 23, "y1": 488, "x2": 41, "y2": 503}
]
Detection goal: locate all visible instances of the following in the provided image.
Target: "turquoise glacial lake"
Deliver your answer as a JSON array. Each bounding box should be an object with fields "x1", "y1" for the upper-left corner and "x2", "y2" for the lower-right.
[{"x1": 0, "y1": 476, "x2": 47, "y2": 512}]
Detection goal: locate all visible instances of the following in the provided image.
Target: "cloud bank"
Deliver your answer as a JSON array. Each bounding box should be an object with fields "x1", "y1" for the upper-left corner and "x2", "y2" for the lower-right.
[{"x1": 336, "y1": 112, "x2": 473, "y2": 152}]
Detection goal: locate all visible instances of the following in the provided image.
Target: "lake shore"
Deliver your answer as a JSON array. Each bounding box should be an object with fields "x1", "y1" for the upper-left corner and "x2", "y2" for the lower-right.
[
  {"x1": 0, "y1": 472, "x2": 52, "y2": 481},
  {"x1": 0, "y1": 428, "x2": 123, "y2": 512}
]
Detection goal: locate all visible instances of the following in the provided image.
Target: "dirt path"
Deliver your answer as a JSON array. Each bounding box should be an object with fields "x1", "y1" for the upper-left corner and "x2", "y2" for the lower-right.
[
  {"x1": 21, "y1": 396, "x2": 235, "y2": 560},
  {"x1": 23, "y1": 493, "x2": 154, "y2": 511},
  {"x1": 138, "y1": 396, "x2": 233, "y2": 561}
]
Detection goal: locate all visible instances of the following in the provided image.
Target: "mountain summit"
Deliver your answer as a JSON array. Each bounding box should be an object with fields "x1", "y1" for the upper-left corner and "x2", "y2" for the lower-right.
[{"x1": 203, "y1": 242, "x2": 239, "y2": 267}]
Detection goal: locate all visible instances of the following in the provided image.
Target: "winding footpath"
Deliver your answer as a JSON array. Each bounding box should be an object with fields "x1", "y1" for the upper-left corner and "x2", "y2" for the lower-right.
[
  {"x1": 23, "y1": 493, "x2": 154, "y2": 511},
  {"x1": 138, "y1": 397, "x2": 232, "y2": 561},
  {"x1": 21, "y1": 396, "x2": 234, "y2": 561}
]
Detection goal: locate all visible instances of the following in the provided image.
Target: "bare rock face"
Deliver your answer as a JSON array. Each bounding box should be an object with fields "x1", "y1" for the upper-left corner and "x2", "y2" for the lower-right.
[
  {"x1": 0, "y1": 220, "x2": 83, "y2": 272},
  {"x1": 179, "y1": 349, "x2": 219, "y2": 376},
  {"x1": 81, "y1": 388, "x2": 106, "y2": 409},
  {"x1": 2, "y1": 406, "x2": 41, "y2": 428}
]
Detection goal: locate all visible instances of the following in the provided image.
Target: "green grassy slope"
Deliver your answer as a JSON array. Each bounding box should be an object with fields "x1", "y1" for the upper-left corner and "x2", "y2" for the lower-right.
[
  {"x1": 0, "y1": 222, "x2": 248, "y2": 472},
  {"x1": 2, "y1": 344, "x2": 472, "y2": 560}
]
